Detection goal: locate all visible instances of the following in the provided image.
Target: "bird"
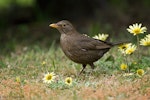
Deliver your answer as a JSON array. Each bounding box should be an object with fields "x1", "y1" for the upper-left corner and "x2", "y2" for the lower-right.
[{"x1": 49, "y1": 20, "x2": 124, "y2": 75}]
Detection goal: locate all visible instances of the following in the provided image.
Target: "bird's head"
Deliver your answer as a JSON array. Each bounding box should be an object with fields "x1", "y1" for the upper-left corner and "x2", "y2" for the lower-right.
[{"x1": 49, "y1": 20, "x2": 75, "y2": 34}]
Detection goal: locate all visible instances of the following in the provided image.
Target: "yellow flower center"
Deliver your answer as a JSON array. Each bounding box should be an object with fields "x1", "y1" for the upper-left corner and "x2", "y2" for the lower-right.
[
  {"x1": 67, "y1": 79, "x2": 71, "y2": 83},
  {"x1": 137, "y1": 69, "x2": 144, "y2": 76},
  {"x1": 16, "y1": 77, "x2": 21, "y2": 83},
  {"x1": 133, "y1": 28, "x2": 141, "y2": 34},
  {"x1": 46, "y1": 75, "x2": 52, "y2": 80},
  {"x1": 120, "y1": 63, "x2": 127, "y2": 70},
  {"x1": 122, "y1": 46, "x2": 127, "y2": 49},
  {"x1": 128, "y1": 49, "x2": 133, "y2": 53},
  {"x1": 145, "y1": 41, "x2": 150, "y2": 45},
  {"x1": 126, "y1": 49, "x2": 133, "y2": 54},
  {"x1": 137, "y1": 71, "x2": 143, "y2": 75}
]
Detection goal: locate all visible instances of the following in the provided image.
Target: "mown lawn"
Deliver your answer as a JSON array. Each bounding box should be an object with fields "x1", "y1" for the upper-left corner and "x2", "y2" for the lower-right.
[{"x1": 0, "y1": 42, "x2": 150, "y2": 100}]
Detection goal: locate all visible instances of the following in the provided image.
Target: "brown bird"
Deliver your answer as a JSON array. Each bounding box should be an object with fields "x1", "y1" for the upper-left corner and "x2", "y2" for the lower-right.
[{"x1": 49, "y1": 20, "x2": 123, "y2": 74}]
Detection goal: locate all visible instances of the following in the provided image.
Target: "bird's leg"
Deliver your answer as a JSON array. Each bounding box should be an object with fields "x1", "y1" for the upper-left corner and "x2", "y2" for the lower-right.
[
  {"x1": 89, "y1": 63, "x2": 95, "y2": 75},
  {"x1": 79, "y1": 64, "x2": 86, "y2": 75},
  {"x1": 89, "y1": 63, "x2": 95, "y2": 69}
]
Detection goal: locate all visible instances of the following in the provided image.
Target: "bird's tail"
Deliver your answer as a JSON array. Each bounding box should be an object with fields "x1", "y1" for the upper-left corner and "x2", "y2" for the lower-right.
[{"x1": 112, "y1": 41, "x2": 130, "y2": 46}]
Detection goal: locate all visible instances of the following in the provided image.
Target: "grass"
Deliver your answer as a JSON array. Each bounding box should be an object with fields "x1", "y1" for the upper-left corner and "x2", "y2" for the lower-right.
[
  {"x1": 0, "y1": 22, "x2": 150, "y2": 99},
  {"x1": 0, "y1": 41, "x2": 150, "y2": 100}
]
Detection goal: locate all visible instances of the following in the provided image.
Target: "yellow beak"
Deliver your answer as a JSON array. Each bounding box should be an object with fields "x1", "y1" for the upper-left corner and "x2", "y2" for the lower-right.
[{"x1": 49, "y1": 23, "x2": 59, "y2": 28}]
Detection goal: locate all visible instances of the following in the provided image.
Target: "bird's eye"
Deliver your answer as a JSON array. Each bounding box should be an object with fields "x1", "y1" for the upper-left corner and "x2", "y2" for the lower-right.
[{"x1": 63, "y1": 24, "x2": 66, "y2": 27}]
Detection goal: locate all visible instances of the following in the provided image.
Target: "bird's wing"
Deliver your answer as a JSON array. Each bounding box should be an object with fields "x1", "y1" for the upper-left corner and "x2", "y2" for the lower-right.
[{"x1": 74, "y1": 36, "x2": 112, "y2": 50}]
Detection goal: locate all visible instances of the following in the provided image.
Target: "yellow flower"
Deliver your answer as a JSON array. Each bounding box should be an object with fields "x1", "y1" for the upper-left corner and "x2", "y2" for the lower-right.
[
  {"x1": 43, "y1": 72, "x2": 56, "y2": 84},
  {"x1": 42, "y1": 61, "x2": 46, "y2": 66},
  {"x1": 140, "y1": 38, "x2": 150, "y2": 46},
  {"x1": 16, "y1": 76, "x2": 21, "y2": 83},
  {"x1": 120, "y1": 63, "x2": 128, "y2": 70},
  {"x1": 127, "y1": 23, "x2": 147, "y2": 35},
  {"x1": 118, "y1": 43, "x2": 136, "y2": 55},
  {"x1": 65, "y1": 77, "x2": 73, "y2": 86},
  {"x1": 140, "y1": 34, "x2": 150, "y2": 46},
  {"x1": 118, "y1": 43, "x2": 131, "y2": 54},
  {"x1": 137, "y1": 69, "x2": 144, "y2": 77},
  {"x1": 146, "y1": 34, "x2": 150, "y2": 38},
  {"x1": 133, "y1": 61, "x2": 137, "y2": 65},
  {"x1": 93, "y1": 33, "x2": 109, "y2": 41},
  {"x1": 125, "y1": 44, "x2": 137, "y2": 55}
]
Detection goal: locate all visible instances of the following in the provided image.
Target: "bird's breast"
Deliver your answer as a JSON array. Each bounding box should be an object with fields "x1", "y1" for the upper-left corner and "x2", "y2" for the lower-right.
[
  {"x1": 60, "y1": 34, "x2": 72, "y2": 54},
  {"x1": 60, "y1": 34, "x2": 67, "y2": 41},
  {"x1": 60, "y1": 34, "x2": 81, "y2": 62}
]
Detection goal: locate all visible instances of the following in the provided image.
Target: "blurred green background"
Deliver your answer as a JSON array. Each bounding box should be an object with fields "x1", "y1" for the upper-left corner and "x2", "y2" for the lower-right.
[{"x1": 0, "y1": 0, "x2": 150, "y2": 54}]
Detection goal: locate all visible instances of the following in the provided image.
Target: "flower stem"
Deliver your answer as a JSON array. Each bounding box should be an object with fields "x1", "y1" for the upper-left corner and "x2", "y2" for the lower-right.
[
  {"x1": 124, "y1": 54, "x2": 129, "y2": 72},
  {"x1": 136, "y1": 35, "x2": 140, "y2": 64}
]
